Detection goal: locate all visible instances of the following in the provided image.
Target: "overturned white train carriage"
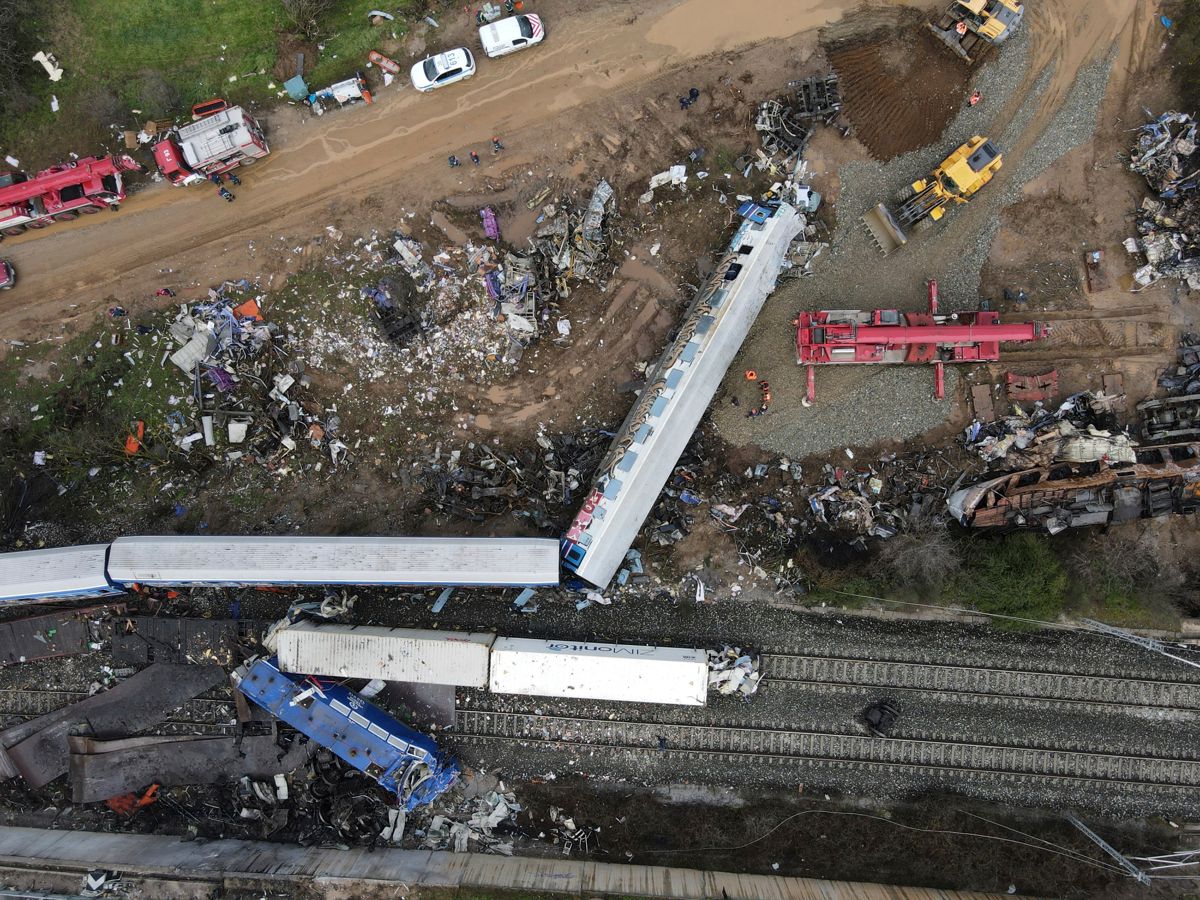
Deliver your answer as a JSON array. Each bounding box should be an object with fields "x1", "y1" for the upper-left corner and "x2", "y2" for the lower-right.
[{"x1": 0, "y1": 535, "x2": 560, "y2": 604}]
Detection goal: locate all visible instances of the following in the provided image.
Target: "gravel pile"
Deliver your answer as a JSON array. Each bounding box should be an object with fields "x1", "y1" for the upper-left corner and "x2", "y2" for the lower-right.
[{"x1": 714, "y1": 29, "x2": 1117, "y2": 460}]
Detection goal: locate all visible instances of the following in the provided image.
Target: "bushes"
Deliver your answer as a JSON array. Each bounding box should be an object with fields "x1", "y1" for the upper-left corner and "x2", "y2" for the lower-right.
[{"x1": 949, "y1": 532, "x2": 1068, "y2": 626}]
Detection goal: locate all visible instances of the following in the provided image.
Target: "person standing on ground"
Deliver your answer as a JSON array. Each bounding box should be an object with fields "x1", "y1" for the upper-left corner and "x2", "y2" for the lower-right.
[
  {"x1": 491, "y1": 136, "x2": 504, "y2": 154},
  {"x1": 470, "y1": 150, "x2": 480, "y2": 165}
]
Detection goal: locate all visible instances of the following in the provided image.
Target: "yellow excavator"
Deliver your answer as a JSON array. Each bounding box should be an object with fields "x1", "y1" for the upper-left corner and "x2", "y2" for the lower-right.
[
  {"x1": 862, "y1": 136, "x2": 1002, "y2": 255},
  {"x1": 928, "y1": 0, "x2": 1024, "y2": 64}
]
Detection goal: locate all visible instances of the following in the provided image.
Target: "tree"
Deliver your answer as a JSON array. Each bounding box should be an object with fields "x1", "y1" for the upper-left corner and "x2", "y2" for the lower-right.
[
  {"x1": 878, "y1": 525, "x2": 962, "y2": 595},
  {"x1": 0, "y1": 0, "x2": 42, "y2": 111},
  {"x1": 282, "y1": 0, "x2": 335, "y2": 39}
]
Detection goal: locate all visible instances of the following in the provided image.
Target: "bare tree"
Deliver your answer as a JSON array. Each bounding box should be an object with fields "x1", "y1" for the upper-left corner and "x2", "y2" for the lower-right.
[
  {"x1": 281, "y1": 0, "x2": 335, "y2": 38},
  {"x1": 878, "y1": 525, "x2": 962, "y2": 595}
]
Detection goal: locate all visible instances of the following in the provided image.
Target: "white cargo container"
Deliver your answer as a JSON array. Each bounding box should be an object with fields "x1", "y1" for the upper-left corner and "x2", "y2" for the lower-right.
[
  {"x1": 488, "y1": 637, "x2": 707, "y2": 706},
  {"x1": 276, "y1": 622, "x2": 494, "y2": 687},
  {"x1": 0, "y1": 545, "x2": 118, "y2": 603}
]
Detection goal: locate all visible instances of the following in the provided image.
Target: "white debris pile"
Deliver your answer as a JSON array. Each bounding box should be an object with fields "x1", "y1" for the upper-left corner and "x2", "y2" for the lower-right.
[
  {"x1": 420, "y1": 788, "x2": 523, "y2": 856},
  {"x1": 278, "y1": 231, "x2": 511, "y2": 422},
  {"x1": 707, "y1": 645, "x2": 762, "y2": 696},
  {"x1": 544, "y1": 805, "x2": 602, "y2": 856}
]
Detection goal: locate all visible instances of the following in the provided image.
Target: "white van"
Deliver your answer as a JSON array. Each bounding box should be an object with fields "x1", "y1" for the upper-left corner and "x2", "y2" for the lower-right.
[{"x1": 479, "y1": 14, "x2": 545, "y2": 58}]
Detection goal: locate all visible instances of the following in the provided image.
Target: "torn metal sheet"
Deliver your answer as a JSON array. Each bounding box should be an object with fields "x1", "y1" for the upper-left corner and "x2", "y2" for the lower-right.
[
  {"x1": 69, "y1": 734, "x2": 311, "y2": 803},
  {"x1": 1, "y1": 663, "x2": 225, "y2": 787}
]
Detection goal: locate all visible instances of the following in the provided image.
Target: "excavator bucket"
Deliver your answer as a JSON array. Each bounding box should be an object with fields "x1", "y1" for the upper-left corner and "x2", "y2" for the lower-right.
[
  {"x1": 926, "y1": 21, "x2": 975, "y2": 63},
  {"x1": 861, "y1": 203, "x2": 908, "y2": 255}
]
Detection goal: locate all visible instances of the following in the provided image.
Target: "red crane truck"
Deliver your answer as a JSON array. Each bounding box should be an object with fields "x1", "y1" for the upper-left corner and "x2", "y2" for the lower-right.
[
  {"x1": 795, "y1": 280, "x2": 1048, "y2": 402},
  {"x1": 152, "y1": 100, "x2": 269, "y2": 186},
  {"x1": 0, "y1": 154, "x2": 143, "y2": 240}
]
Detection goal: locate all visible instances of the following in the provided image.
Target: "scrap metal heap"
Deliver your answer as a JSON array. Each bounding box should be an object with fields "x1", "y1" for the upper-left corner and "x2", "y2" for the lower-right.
[
  {"x1": 161, "y1": 281, "x2": 356, "y2": 472},
  {"x1": 755, "y1": 73, "x2": 843, "y2": 165},
  {"x1": 961, "y1": 391, "x2": 1130, "y2": 467},
  {"x1": 422, "y1": 428, "x2": 610, "y2": 529},
  {"x1": 1127, "y1": 111, "x2": 1200, "y2": 289},
  {"x1": 1138, "y1": 335, "x2": 1200, "y2": 443}
]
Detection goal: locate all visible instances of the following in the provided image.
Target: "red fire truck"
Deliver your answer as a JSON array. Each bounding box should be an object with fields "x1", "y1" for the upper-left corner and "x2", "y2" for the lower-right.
[
  {"x1": 152, "y1": 100, "x2": 269, "y2": 186},
  {"x1": 0, "y1": 154, "x2": 142, "y2": 240}
]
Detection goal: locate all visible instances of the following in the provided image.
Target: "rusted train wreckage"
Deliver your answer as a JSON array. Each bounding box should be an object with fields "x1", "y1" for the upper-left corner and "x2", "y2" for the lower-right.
[{"x1": 948, "y1": 442, "x2": 1200, "y2": 531}]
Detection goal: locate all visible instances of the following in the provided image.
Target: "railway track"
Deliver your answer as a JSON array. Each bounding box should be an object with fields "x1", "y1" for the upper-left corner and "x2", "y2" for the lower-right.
[
  {"x1": 452, "y1": 709, "x2": 1200, "y2": 792},
  {"x1": 0, "y1": 689, "x2": 239, "y2": 736},
  {"x1": 758, "y1": 653, "x2": 1200, "y2": 711}
]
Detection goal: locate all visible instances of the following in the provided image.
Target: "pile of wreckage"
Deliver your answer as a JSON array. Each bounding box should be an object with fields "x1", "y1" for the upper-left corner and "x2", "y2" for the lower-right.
[
  {"x1": 423, "y1": 428, "x2": 611, "y2": 529},
  {"x1": 708, "y1": 645, "x2": 762, "y2": 697},
  {"x1": 161, "y1": 280, "x2": 354, "y2": 472},
  {"x1": 640, "y1": 431, "x2": 961, "y2": 592},
  {"x1": 961, "y1": 391, "x2": 1132, "y2": 468},
  {"x1": 951, "y1": 389, "x2": 1200, "y2": 531},
  {"x1": 1126, "y1": 111, "x2": 1200, "y2": 289},
  {"x1": 1138, "y1": 335, "x2": 1200, "y2": 443},
  {"x1": 754, "y1": 73, "x2": 844, "y2": 166},
  {"x1": 388, "y1": 179, "x2": 617, "y2": 364}
]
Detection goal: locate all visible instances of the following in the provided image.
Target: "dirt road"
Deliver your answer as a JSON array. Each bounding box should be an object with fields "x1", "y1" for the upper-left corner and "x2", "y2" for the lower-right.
[{"x1": 0, "y1": 0, "x2": 873, "y2": 349}]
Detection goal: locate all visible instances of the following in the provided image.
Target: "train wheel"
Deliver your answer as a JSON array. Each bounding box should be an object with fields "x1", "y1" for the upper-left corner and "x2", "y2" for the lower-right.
[
  {"x1": 77, "y1": 205, "x2": 101, "y2": 215},
  {"x1": 26, "y1": 219, "x2": 49, "y2": 229},
  {"x1": 53, "y1": 211, "x2": 79, "y2": 222},
  {"x1": 0, "y1": 226, "x2": 26, "y2": 237}
]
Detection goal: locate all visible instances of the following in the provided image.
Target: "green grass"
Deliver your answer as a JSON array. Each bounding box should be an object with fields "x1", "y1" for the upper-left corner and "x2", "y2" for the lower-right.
[
  {"x1": 71, "y1": 0, "x2": 283, "y2": 109},
  {"x1": 1, "y1": 0, "x2": 411, "y2": 167}
]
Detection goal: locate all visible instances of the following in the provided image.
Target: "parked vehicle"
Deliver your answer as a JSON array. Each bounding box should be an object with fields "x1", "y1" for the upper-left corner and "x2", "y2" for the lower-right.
[
  {"x1": 479, "y1": 13, "x2": 545, "y2": 58},
  {"x1": 152, "y1": 99, "x2": 267, "y2": 186},
  {"x1": 410, "y1": 48, "x2": 476, "y2": 92},
  {"x1": 152, "y1": 100, "x2": 268, "y2": 186},
  {"x1": 0, "y1": 259, "x2": 13, "y2": 289},
  {"x1": 307, "y1": 72, "x2": 372, "y2": 115},
  {"x1": 0, "y1": 154, "x2": 142, "y2": 241}
]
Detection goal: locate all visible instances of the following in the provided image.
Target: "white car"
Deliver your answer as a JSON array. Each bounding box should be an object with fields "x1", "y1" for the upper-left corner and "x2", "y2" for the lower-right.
[
  {"x1": 410, "y1": 48, "x2": 476, "y2": 92},
  {"x1": 479, "y1": 14, "x2": 545, "y2": 58}
]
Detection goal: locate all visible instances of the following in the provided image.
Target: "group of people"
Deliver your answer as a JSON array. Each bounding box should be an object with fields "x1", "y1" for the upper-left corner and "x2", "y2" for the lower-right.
[
  {"x1": 449, "y1": 136, "x2": 505, "y2": 168},
  {"x1": 209, "y1": 170, "x2": 241, "y2": 202},
  {"x1": 678, "y1": 87, "x2": 700, "y2": 110}
]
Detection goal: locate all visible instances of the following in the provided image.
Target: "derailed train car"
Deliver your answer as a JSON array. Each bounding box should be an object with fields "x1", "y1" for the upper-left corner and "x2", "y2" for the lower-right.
[
  {"x1": 948, "y1": 441, "x2": 1200, "y2": 531},
  {"x1": 0, "y1": 536, "x2": 560, "y2": 603}
]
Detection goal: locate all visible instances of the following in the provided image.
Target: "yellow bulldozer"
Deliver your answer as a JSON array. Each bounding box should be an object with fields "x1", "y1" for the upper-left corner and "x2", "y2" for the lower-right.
[
  {"x1": 928, "y1": 0, "x2": 1025, "y2": 64},
  {"x1": 862, "y1": 136, "x2": 1002, "y2": 255}
]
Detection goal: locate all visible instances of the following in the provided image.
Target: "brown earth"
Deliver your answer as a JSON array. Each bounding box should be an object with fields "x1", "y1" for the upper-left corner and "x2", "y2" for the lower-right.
[
  {"x1": 0, "y1": 0, "x2": 865, "y2": 351},
  {"x1": 826, "y1": 10, "x2": 970, "y2": 160}
]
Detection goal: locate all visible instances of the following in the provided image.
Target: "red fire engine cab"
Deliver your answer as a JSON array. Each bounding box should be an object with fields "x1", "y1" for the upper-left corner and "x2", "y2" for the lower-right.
[
  {"x1": 0, "y1": 154, "x2": 142, "y2": 240},
  {"x1": 795, "y1": 280, "x2": 1048, "y2": 402},
  {"x1": 152, "y1": 100, "x2": 269, "y2": 186}
]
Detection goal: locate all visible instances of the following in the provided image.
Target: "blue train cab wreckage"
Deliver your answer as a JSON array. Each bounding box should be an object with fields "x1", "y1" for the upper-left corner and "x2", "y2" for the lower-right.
[{"x1": 234, "y1": 657, "x2": 459, "y2": 810}]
